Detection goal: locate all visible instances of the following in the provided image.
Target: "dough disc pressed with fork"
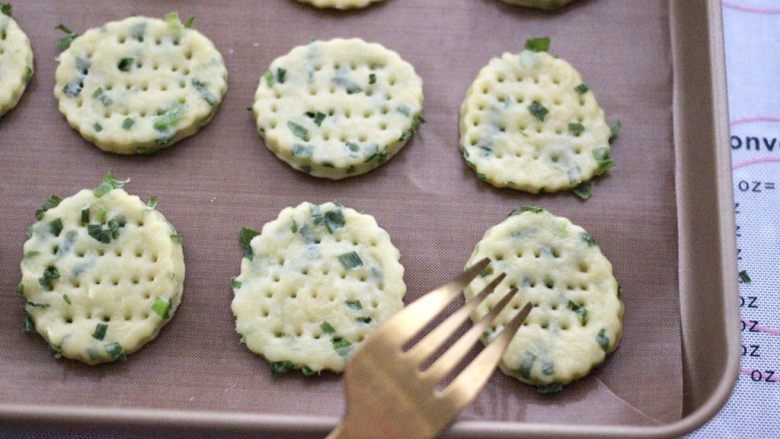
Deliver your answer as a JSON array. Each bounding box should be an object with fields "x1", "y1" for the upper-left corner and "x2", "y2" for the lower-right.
[
  {"x1": 0, "y1": 7, "x2": 34, "y2": 117},
  {"x1": 295, "y1": 0, "x2": 384, "y2": 9},
  {"x1": 460, "y1": 40, "x2": 614, "y2": 193},
  {"x1": 53, "y1": 13, "x2": 227, "y2": 154},
  {"x1": 232, "y1": 202, "x2": 405, "y2": 374},
  {"x1": 252, "y1": 38, "x2": 424, "y2": 179},
  {"x1": 19, "y1": 174, "x2": 185, "y2": 365},
  {"x1": 463, "y1": 206, "x2": 623, "y2": 392}
]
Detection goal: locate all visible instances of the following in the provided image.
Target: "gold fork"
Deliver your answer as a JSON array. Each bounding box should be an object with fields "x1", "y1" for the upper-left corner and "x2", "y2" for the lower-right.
[{"x1": 327, "y1": 258, "x2": 533, "y2": 439}]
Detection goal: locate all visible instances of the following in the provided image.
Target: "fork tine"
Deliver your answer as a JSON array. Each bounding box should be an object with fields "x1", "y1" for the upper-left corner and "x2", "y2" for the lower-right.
[
  {"x1": 370, "y1": 258, "x2": 490, "y2": 345},
  {"x1": 441, "y1": 302, "x2": 533, "y2": 409},
  {"x1": 405, "y1": 273, "x2": 506, "y2": 363},
  {"x1": 420, "y1": 287, "x2": 518, "y2": 384}
]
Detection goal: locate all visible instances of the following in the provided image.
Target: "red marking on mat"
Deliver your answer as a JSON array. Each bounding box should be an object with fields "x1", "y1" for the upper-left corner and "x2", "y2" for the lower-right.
[
  {"x1": 733, "y1": 157, "x2": 780, "y2": 170},
  {"x1": 724, "y1": 1, "x2": 780, "y2": 14},
  {"x1": 742, "y1": 319, "x2": 780, "y2": 335},
  {"x1": 740, "y1": 367, "x2": 779, "y2": 382},
  {"x1": 730, "y1": 116, "x2": 780, "y2": 126}
]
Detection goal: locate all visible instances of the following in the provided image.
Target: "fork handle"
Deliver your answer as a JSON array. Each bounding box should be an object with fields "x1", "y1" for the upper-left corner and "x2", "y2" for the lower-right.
[{"x1": 325, "y1": 423, "x2": 346, "y2": 439}]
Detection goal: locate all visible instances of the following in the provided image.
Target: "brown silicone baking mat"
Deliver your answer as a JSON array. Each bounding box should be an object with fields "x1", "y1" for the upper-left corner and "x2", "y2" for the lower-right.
[{"x1": 0, "y1": 0, "x2": 682, "y2": 430}]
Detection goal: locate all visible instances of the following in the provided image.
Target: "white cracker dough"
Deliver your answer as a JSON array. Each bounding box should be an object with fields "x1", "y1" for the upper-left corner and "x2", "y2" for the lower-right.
[
  {"x1": 460, "y1": 49, "x2": 612, "y2": 193},
  {"x1": 232, "y1": 202, "x2": 405, "y2": 374},
  {"x1": 296, "y1": 0, "x2": 384, "y2": 9},
  {"x1": 253, "y1": 38, "x2": 424, "y2": 179},
  {"x1": 54, "y1": 14, "x2": 227, "y2": 154},
  {"x1": 0, "y1": 10, "x2": 33, "y2": 117},
  {"x1": 464, "y1": 207, "x2": 623, "y2": 391},
  {"x1": 20, "y1": 184, "x2": 185, "y2": 364}
]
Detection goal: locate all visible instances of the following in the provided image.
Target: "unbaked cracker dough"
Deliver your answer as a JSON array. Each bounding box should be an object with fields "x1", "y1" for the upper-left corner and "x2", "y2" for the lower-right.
[
  {"x1": 252, "y1": 38, "x2": 424, "y2": 179},
  {"x1": 19, "y1": 174, "x2": 185, "y2": 364},
  {"x1": 460, "y1": 42, "x2": 614, "y2": 193},
  {"x1": 232, "y1": 201, "x2": 405, "y2": 374},
  {"x1": 54, "y1": 14, "x2": 227, "y2": 154},
  {"x1": 0, "y1": 7, "x2": 33, "y2": 117},
  {"x1": 464, "y1": 206, "x2": 623, "y2": 392}
]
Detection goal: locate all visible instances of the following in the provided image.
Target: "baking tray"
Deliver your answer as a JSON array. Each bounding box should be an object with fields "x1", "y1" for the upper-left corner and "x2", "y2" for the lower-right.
[{"x1": 0, "y1": 0, "x2": 738, "y2": 437}]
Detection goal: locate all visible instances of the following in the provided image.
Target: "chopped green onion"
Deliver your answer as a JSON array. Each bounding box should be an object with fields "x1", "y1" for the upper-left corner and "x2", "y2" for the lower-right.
[
  {"x1": 105, "y1": 342, "x2": 125, "y2": 360},
  {"x1": 525, "y1": 37, "x2": 551, "y2": 52},
  {"x1": 575, "y1": 83, "x2": 589, "y2": 94},
  {"x1": 609, "y1": 120, "x2": 622, "y2": 142},
  {"x1": 518, "y1": 352, "x2": 536, "y2": 379},
  {"x1": 93, "y1": 171, "x2": 129, "y2": 198},
  {"x1": 596, "y1": 328, "x2": 610, "y2": 352},
  {"x1": 270, "y1": 360, "x2": 295, "y2": 376},
  {"x1": 738, "y1": 270, "x2": 751, "y2": 283},
  {"x1": 184, "y1": 16, "x2": 195, "y2": 28},
  {"x1": 63, "y1": 294, "x2": 72, "y2": 305},
  {"x1": 528, "y1": 101, "x2": 549, "y2": 121},
  {"x1": 231, "y1": 278, "x2": 242, "y2": 289},
  {"x1": 338, "y1": 252, "x2": 363, "y2": 270},
  {"x1": 148, "y1": 196, "x2": 158, "y2": 208},
  {"x1": 331, "y1": 76, "x2": 363, "y2": 94},
  {"x1": 592, "y1": 148, "x2": 616, "y2": 176},
  {"x1": 170, "y1": 234, "x2": 183, "y2": 244},
  {"x1": 290, "y1": 222, "x2": 298, "y2": 234},
  {"x1": 151, "y1": 298, "x2": 171, "y2": 319},
  {"x1": 580, "y1": 232, "x2": 596, "y2": 247},
  {"x1": 26, "y1": 301, "x2": 50, "y2": 308},
  {"x1": 49, "y1": 218, "x2": 63, "y2": 236},
  {"x1": 1, "y1": 4, "x2": 11, "y2": 16},
  {"x1": 24, "y1": 250, "x2": 40, "y2": 259},
  {"x1": 509, "y1": 205, "x2": 545, "y2": 216},
  {"x1": 301, "y1": 366, "x2": 317, "y2": 376},
  {"x1": 192, "y1": 79, "x2": 217, "y2": 106},
  {"x1": 369, "y1": 73, "x2": 377, "y2": 84},
  {"x1": 479, "y1": 265, "x2": 494, "y2": 277},
  {"x1": 56, "y1": 24, "x2": 78, "y2": 50},
  {"x1": 287, "y1": 121, "x2": 309, "y2": 141},
  {"x1": 332, "y1": 337, "x2": 352, "y2": 356},
  {"x1": 320, "y1": 321, "x2": 336, "y2": 334},
  {"x1": 81, "y1": 208, "x2": 90, "y2": 225},
  {"x1": 50, "y1": 344, "x2": 62, "y2": 359},
  {"x1": 567, "y1": 301, "x2": 589, "y2": 324},
  {"x1": 568, "y1": 122, "x2": 585, "y2": 136},
  {"x1": 239, "y1": 227, "x2": 260, "y2": 260},
  {"x1": 16, "y1": 283, "x2": 24, "y2": 295},
  {"x1": 117, "y1": 57, "x2": 134, "y2": 72},
  {"x1": 36, "y1": 195, "x2": 62, "y2": 220},
  {"x1": 346, "y1": 300, "x2": 362, "y2": 310},
  {"x1": 324, "y1": 209, "x2": 345, "y2": 233},
  {"x1": 572, "y1": 182, "x2": 592, "y2": 200},
  {"x1": 24, "y1": 66, "x2": 33, "y2": 83},
  {"x1": 38, "y1": 266, "x2": 60, "y2": 290},
  {"x1": 541, "y1": 363, "x2": 555, "y2": 376},
  {"x1": 537, "y1": 383, "x2": 564, "y2": 394},
  {"x1": 23, "y1": 312, "x2": 35, "y2": 332},
  {"x1": 92, "y1": 323, "x2": 108, "y2": 340}
]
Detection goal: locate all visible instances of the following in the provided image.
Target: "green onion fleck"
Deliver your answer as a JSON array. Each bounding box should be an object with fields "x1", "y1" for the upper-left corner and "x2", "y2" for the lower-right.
[
  {"x1": 239, "y1": 227, "x2": 260, "y2": 260},
  {"x1": 16, "y1": 283, "x2": 24, "y2": 295},
  {"x1": 1, "y1": 3, "x2": 11, "y2": 16},
  {"x1": 117, "y1": 57, "x2": 134, "y2": 72},
  {"x1": 324, "y1": 209, "x2": 345, "y2": 233},
  {"x1": 23, "y1": 312, "x2": 35, "y2": 332},
  {"x1": 301, "y1": 366, "x2": 317, "y2": 376},
  {"x1": 81, "y1": 207, "x2": 90, "y2": 225},
  {"x1": 346, "y1": 300, "x2": 362, "y2": 310},
  {"x1": 479, "y1": 265, "x2": 494, "y2": 277},
  {"x1": 287, "y1": 121, "x2": 309, "y2": 141},
  {"x1": 122, "y1": 117, "x2": 135, "y2": 130},
  {"x1": 231, "y1": 278, "x2": 242, "y2": 289},
  {"x1": 609, "y1": 120, "x2": 622, "y2": 142},
  {"x1": 369, "y1": 73, "x2": 377, "y2": 84},
  {"x1": 151, "y1": 297, "x2": 171, "y2": 319},
  {"x1": 184, "y1": 16, "x2": 195, "y2": 28},
  {"x1": 36, "y1": 195, "x2": 62, "y2": 220},
  {"x1": 525, "y1": 37, "x2": 551, "y2": 52},
  {"x1": 56, "y1": 24, "x2": 78, "y2": 50},
  {"x1": 580, "y1": 232, "x2": 596, "y2": 247},
  {"x1": 567, "y1": 300, "x2": 589, "y2": 324},
  {"x1": 568, "y1": 122, "x2": 585, "y2": 136},
  {"x1": 270, "y1": 360, "x2": 294, "y2": 376},
  {"x1": 528, "y1": 101, "x2": 549, "y2": 121},
  {"x1": 148, "y1": 196, "x2": 158, "y2": 208},
  {"x1": 596, "y1": 328, "x2": 610, "y2": 352},
  {"x1": 509, "y1": 205, "x2": 545, "y2": 216},
  {"x1": 24, "y1": 250, "x2": 40, "y2": 259},
  {"x1": 518, "y1": 352, "x2": 536, "y2": 379},
  {"x1": 575, "y1": 83, "x2": 589, "y2": 94},
  {"x1": 38, "y1": 266, "x2": 60, "y2": 290},
  {"x1": 170, "y1": 234, "x2": 183, "y2": 244},
  {"x1": 320, "y1": 321, "x2": 336, "y2": 334},
  {"x1": 592, "y1": 148, "x2": 616, "y2": 176},
  {"x1": 332, "y1": 337, "x2": 352, "y2": 356},
  {"x1": 537, "y1": 383, "x2": 564, "y2": 394},
  {"x1": 63, "y1": 294, "x2": 72, "y2": 305},
  {"x1": 105, "y1": 342, "x2": 125, "y2": 360},
  {"x1": 92, "y1": 323, "x2": 108, "y2": 340},
  {"x1": 93, "y1": 171, "x2": 128, "y2": 198},
  {"x1": 338, "y1": 251, "x2": 363, "y2": 270},
  {"x1": 49, "y1": 218, "x2": 63, "y2": 236},
  {"x1": 738, "y1": 270, "x2": 751, "y2": 283},
  {"x1": 572, "y1": 182, "x2": 592, "y2": 200}
]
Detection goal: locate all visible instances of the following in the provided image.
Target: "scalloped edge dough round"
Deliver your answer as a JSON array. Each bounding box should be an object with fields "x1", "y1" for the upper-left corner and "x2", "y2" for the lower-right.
[
  {"x1": 0, "y1": 12, "x2": 34, "y2": 117},
  {"x1": 501, "y1": 0, "x2": 577, "y2": 10},
  {"x1": 232, "y1": 201, "x2": 405, "y2": 373},
  {"x1": 460, "y1": 50, "x2": 611, "y2": 193},
  {"x1": 53, "y1": 15, "x2": 228, "y2": 154},
  {"x1": 296, "y1": 0, "x2": 384, "y2": 9},
  {"x1": 463, "y1": 207, "x2": 623, "y2": 390},
  {"x1": 20, "y1": 188, "x2": 185, "y2": 365},
  {"x1": 253, "y1": 38, "x2": 424, "y2": 179}
]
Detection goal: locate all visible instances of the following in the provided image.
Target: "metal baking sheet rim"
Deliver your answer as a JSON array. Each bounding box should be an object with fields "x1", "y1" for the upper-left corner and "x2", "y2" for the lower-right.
[{"x1": 0, "y1": 0, "x2": 740, "y2": 437}]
